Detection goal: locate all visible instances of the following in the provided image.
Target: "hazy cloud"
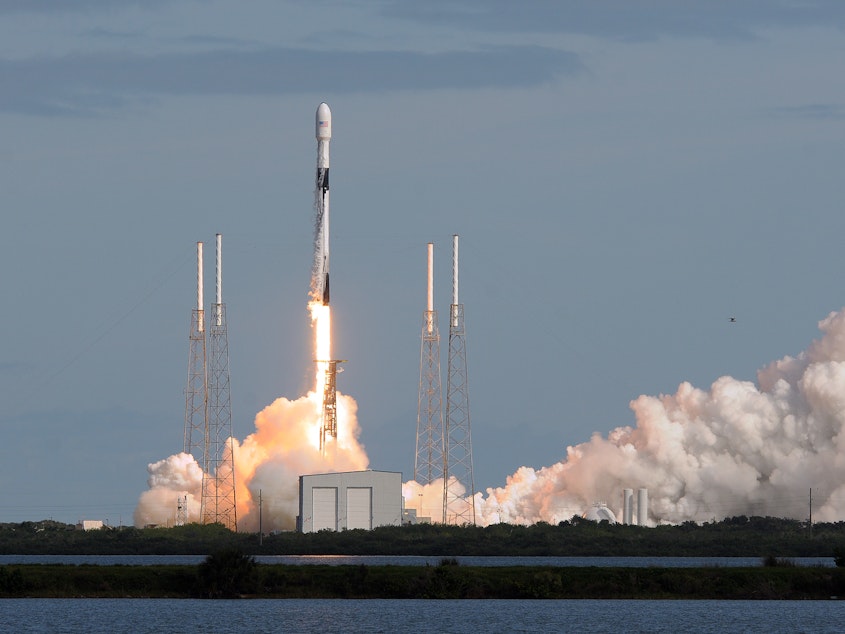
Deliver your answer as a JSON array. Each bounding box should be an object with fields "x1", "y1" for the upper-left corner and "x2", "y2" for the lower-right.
[
  {"x1": 0, "y1": 0, "x2": 177, "y2": 14},
  {"x1": 765, "y1": 104, "x2": 845, "y2": 120},
  {"x1": 0, "y1": 361, "x2": 33, "y2": 375},
  {"x1": 379, "y1": 0, "x2": 845, "y2": 40},
  {"x1": 0, "y1": 46, "x2": 581, "y2": 116}
]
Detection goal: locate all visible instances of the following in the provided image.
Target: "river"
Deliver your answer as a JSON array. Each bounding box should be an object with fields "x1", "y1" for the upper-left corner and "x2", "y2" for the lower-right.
[{"x1": 1, "y1": 598, "x2": 842, "y2": 633}]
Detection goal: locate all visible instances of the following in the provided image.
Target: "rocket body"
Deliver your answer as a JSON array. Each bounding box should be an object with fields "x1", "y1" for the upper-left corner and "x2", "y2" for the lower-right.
[{"x1": 315, "y1": 102, "x2": 331, "y2": 305}]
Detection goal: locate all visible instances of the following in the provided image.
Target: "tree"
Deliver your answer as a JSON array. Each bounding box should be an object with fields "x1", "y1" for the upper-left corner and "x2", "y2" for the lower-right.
[{"x1": 197, "y1": 549, "x2": 257, "y2": 598}]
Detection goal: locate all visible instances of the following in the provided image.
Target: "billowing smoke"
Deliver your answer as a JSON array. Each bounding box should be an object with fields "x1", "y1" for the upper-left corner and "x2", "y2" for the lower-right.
[
  {"x1": 402, "y1": 477, "x2": 474, "y2": 523},
  {"x1": 134, "y1": 390, "x2": 368, "y2": 530},
  {"x1": 134, "y1": 453, "x2": 203, "y2": 527},
  {"x1": 233, "y1": 391, "x2": 368, "y2": 530},
  {"x1": 475, "y1": 309, "x2": 845, "y2": 526}
]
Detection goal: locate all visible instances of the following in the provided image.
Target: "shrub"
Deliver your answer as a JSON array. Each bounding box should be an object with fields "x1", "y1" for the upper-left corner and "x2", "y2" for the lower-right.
[{"x1": 197, "y1": 549, "x2": 257, "y2": 598}]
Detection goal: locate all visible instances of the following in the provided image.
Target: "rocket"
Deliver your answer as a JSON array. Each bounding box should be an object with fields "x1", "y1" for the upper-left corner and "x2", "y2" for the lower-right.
[{"x1": 315, "y1": 102, "x2": 331, "y2": 305}]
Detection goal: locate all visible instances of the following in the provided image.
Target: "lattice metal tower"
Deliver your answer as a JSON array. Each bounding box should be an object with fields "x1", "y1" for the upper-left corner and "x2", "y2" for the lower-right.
[
  {"x1": 183, "y1": 242, "x2": 208, "y2": 468},
  {"x1": 175, "y1": 495, "x2": 188, "y2": 527},
  {"x1": 443, "y1": 234, "x2": 476, "y2": 525},
  {"x1": 415, "y1": 243, "x2": 445, "y2": 521},
  {"x1": 202, "y1": 234, "x2": 237, "y2": 531},
  {"x1": 318, "y1": 359, "x2": 345, "y2": 456}
]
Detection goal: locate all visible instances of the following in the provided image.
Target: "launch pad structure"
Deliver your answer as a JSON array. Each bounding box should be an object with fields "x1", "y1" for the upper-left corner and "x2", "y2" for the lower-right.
[
  {"x1": 443, "y1": 235, "x2": 475, "y2": 525},
  {"x1": 414, "y1": 238, "x2": 476, "y2": 525},
  {"x1": 318, "y1": 358, "x2": 346, "y2": 455},
  {"x1": 415, "y1": 243, "x2": 445, "y2": 521},
  {"x1": 183, "y1": 242, "x2": 207, "y2": 460},
  {"x1": 182, "y1": 235, "x2": 237, "y2": 532},
  {"x1": 202, "y1": 234, "x2": 237, "y2": 530}
]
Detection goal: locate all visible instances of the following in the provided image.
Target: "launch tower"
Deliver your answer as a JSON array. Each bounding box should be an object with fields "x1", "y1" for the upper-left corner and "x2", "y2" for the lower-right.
[
  {"x1": 443, "y1": 235, "x2": 475, "y2": 525},
  {"x1": 318, "y1": 359, "x2": 345, "y2": 455},
  {"x1": 201, "y1": 233, "x2": 237, "y2": 530},
  {"x1": 183, "y1": 242, "x2": 208, "y2": 464},
  {"x1": 415, "y1": 243, "x2": 445, "y2": 521}
]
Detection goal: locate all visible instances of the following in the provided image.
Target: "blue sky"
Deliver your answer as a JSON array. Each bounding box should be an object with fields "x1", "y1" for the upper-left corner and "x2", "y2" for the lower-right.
[{"x1": 1, "y1": 0, "x2": 845, "y2": 524}]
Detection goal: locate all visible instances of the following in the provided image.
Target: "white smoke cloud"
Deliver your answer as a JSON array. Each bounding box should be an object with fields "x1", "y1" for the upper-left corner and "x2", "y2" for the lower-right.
[
  {"x1": 235, "y1": 391, "x2": 368, "y2": 531},
  {"x1": 135, "y1": 390, "x2": 369, "y2": 531},
  {"x1": 402, "y1": 478, "x2": 465, "y2": 522},
  {"x1": 476, "y1": 309, "x2": 845, "y2": 526},
  {"x1": 133, "y1": 452, "x2": 203, "y2": 527},
  {"x1": 138, "y1": 300, "x2": 845, "y2": 531}
]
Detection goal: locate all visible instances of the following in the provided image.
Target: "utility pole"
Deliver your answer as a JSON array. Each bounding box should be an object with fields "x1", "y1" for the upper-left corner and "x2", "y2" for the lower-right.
[{"x1": 809, "y1": 487, "x2": 813, "y2": 539}]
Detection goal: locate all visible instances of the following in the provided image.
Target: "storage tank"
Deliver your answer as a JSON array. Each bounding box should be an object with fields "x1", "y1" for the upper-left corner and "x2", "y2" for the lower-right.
[
  {"x1": 637, "y1": 488, "x2": 648, "y2": 526},
  {"x1": 622, "y1": 489, "x2": 633, "y2": 525}
]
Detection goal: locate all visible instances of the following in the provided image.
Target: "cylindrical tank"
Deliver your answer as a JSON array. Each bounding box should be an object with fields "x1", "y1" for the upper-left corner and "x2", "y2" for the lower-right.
[
  {"x1": 637, "y1": 488, "x2": 648, "y2": 526},
  {"x1": 623, "y1": 489, "x2": 634, "y2": 525}
]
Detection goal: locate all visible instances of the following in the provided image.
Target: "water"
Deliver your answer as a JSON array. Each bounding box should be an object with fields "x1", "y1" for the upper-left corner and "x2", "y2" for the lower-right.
[
  {"x1": 0, "y1": 554, "x2": 834, "y2": 567},
  {"x1": 0, "y1": 598, "x2": 842, "y2": 633}
]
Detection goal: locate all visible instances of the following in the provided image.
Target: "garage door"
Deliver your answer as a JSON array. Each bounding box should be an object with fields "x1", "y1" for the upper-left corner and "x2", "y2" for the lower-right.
[
  {"x1": 347, "y1": 487, "x2": 372, "y2": 530},
  {"x1": 312, "y1": 487, "x2": 337, "y2": 532}
]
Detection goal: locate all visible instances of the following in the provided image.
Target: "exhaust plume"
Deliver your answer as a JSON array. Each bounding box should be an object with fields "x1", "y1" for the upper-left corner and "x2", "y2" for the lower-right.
[
  {"x1": 134, "y1": 388, "x2": 368, "y2": 530},
  {"x1": 134, "y1": 453, "x2": 203, "y2": 527},
  {"x1": 473, "y1": 309, "x2": 845, "y2": 526}
]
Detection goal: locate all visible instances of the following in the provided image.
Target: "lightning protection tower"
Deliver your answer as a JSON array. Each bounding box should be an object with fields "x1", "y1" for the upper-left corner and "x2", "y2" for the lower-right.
[
  {"x1": 443, "y1": 235, "x2": 475, "y2": 525},
  {"x1": 183, "y1": 242, "x2": 208, "y2": 468},
  {"x1": 202, "y1": 234, "x2": 237, "y2": 531},
  {"x1": 415, "y1": 242, "x2": 445, "y2": 522}
]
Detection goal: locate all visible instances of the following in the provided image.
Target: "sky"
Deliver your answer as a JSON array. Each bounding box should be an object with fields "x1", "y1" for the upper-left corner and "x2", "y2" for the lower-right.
[{"x1": 2, "y1": 0, "x2": 845, "y2": 526}]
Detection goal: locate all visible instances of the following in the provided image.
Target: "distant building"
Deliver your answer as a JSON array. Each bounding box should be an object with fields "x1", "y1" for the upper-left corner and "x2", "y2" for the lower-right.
[
  {"x1": 75, "y1": 520, "x2": 104, "y2": 531},
  {"x1": 297, "y1": 470, "x2": 403, "y2": 533},
  {"x1": 402, "y1": 507, "x2": 431, "y2": 525}
]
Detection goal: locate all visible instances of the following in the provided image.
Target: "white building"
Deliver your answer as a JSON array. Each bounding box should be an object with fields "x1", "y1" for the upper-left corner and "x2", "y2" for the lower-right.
[{"x1": 297, "y1": 470, "x2": 404, "y2": 533}]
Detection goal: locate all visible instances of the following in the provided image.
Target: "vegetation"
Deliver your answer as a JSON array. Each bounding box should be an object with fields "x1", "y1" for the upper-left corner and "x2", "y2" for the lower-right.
[
  {"x1": 197, "y1": 549, "x2": 258, "y2": 598},
  {"x1": 1, "y1": 560, "x2": 844, "y2": 599},
  {"x1": 2, "y1": 516, "x2": 845, "y2": 558},
  {"x1": 4, "y1": 516, "x2": 844, "y2": 600}
]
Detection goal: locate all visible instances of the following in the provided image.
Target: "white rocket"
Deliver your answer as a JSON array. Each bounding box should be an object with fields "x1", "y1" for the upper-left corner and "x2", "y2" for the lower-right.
[{"x1": 315, "y1": 102, "x2": 331, "y2": 305}]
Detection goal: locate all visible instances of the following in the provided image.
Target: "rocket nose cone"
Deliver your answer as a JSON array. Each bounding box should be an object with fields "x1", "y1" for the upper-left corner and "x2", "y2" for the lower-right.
[{"x1": 316, "y1": 102, "x2": 332, "y2": 140}]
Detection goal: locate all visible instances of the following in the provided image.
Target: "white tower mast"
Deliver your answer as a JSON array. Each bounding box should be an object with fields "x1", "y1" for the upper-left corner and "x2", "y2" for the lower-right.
[
  {"x1": 443, "y1": 235, "x2": 475, "y2": 525},
  {"x1": 184, "y1": 242, "x2": 208, "y2": 468},
  {"x1": 415, "y1": 243, "x2": 444, "y2": 521},
  {"x1": 202, "y1": 234, "x2": 237, "y2": 531}
]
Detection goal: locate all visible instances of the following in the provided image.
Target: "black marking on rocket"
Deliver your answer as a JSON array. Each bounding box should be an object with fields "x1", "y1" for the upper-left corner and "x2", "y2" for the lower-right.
[
  {"x1": 317, "y1": 167, "x2": 329, "y2": 192},
  {"x1": 316, "y1": 165, "x2": 330, "y2": 305}
]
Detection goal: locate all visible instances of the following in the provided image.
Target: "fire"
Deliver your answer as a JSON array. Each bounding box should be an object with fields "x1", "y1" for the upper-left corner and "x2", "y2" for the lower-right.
[
  {"x1": 310, "y1": 300, "x2": 331, "y2": 400},
  {"x1": 135, "y1": 295, "x2": 370, "y2": 532}
]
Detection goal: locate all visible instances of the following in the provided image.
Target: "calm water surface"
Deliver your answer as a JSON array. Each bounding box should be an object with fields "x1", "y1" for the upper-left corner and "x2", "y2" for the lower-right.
[{"x1": 0, "y1": 598, "x2": 842, "y2": 633}]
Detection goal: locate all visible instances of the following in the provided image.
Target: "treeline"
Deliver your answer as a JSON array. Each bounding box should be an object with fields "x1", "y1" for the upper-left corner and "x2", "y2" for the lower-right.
[
  {"x1": 2, "y1": 515, "x2": 845, "y2": 557},
  {"x1": 3, "y1": 557, "x2": 845, "y2": 599}
]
